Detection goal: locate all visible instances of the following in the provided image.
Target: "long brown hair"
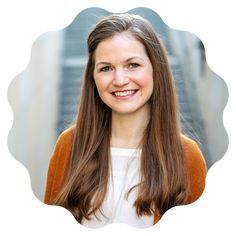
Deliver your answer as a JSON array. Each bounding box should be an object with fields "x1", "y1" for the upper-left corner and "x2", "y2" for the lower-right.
[{"x1": 53, "y1": 13, "x2": 188, "y2": 223}]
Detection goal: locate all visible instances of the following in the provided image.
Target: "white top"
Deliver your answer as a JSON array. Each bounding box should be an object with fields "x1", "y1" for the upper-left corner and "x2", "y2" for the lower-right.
[{"x1": 82, "y1": 147, "x2": 154, "y2": 228}]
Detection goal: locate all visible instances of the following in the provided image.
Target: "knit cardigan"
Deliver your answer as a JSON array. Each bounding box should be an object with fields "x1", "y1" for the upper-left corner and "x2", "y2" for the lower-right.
[{"x1": 44, "y1": 126, "x2": 207, "y2": 225}]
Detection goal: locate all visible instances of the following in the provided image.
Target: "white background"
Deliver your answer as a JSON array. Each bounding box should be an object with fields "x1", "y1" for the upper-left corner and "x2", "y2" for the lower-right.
[{"x1": 0, "y1": 0, "x2": 235, "y2": 235}]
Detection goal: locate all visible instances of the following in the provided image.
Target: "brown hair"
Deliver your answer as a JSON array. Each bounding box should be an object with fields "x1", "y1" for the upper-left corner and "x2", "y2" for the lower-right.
[{"x1": 53, "y1": 13, "x2": 188, "y2": 223}]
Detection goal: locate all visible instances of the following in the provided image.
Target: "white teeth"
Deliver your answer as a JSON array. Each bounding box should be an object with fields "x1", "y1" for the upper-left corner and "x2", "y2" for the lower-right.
[{"x1": 114, "y1": 90, "x2": 135, "y2": 97}]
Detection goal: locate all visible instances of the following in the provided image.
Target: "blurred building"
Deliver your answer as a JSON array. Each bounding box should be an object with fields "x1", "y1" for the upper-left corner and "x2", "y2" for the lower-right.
[{"x1": 8, "y1": 7, "x2": 228, "y2": 201}]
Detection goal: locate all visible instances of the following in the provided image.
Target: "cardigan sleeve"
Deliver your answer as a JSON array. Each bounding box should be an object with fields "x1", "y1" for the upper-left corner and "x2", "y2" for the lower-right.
[
  {"x1": 44, "y1": 127, "x2": 74, "y2": 204},
  {"x1": 182, "y1": 136, "x2": 207, "y2": 204}
]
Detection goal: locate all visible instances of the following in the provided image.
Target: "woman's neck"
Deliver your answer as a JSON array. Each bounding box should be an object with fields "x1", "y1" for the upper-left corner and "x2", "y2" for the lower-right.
[{"x1": 111, "y1": 107, "x2": 150, "y2": 149}]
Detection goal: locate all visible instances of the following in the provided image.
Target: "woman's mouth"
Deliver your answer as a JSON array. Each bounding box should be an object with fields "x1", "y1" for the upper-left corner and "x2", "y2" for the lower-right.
[{"x1": 112, "y1": 90, "x2": 137, "y2": 97}]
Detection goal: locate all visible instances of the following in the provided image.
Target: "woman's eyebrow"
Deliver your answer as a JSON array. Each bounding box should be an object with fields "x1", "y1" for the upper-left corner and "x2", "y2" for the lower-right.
[
  {"x1": 126, "y1": 56, "x2": 143, "y2": 62},
  {"x1": 95, "y1": 56, "x2": 144, "y2": 68},
  {"x1": 95, "y1": 62, "x2": 111, "y2": 68}
]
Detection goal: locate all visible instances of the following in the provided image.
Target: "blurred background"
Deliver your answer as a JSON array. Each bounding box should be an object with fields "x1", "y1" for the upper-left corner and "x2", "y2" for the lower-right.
[{"x1": 8, "y1": 7, "x2": 228, "y2": 201}]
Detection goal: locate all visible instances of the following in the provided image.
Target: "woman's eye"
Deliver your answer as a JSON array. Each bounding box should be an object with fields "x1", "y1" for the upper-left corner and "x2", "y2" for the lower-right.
[
  {"x1": 100, "y1": 66, "x2": 111, "y2": 72},
  {"x1": 129, "y1": 63, "x2": 139, "y2": 69}
]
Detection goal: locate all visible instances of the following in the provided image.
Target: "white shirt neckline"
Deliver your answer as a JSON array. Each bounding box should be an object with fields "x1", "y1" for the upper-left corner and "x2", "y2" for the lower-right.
[{"x1": 82, "y1": 147, "x2": 153, "y2": 228}]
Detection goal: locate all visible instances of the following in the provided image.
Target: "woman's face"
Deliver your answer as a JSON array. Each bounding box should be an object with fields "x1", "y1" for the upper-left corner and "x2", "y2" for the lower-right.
[{"x1": 93, "y1": 32, "x2": 153, "y2": 116}]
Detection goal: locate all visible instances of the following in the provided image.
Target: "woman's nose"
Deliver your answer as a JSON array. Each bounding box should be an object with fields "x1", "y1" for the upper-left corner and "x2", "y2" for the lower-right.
[{"x1": 112, "y1": 68, "x2": 129, "y2": 86}]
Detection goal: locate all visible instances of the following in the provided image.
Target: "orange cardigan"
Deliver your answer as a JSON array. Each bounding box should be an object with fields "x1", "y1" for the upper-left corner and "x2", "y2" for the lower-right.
[{"x1": 44, "y1": 126, "x2": 207, "y2": 225}]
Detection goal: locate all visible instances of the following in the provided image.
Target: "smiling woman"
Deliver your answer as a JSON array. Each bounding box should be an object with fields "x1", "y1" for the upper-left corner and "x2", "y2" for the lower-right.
[
  {"x1": 44, "y1": 13, "x2": 207, "y2": 228},
  {"x1": 93, "y1": 32, "x2": 153, "y2": 118}
]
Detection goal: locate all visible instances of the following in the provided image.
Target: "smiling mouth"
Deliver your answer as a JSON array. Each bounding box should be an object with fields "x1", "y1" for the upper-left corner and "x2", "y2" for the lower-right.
[{"x1": 112, "y1": 90, "x2": 138, "y2": 97}]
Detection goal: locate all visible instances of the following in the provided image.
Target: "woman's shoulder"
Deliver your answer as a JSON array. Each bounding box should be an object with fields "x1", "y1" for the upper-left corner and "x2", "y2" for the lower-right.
[
  {"x1": 181, "y1": 134, "x2": 204, "y2": 160},
  {"x1": 56, "y1": 125, "x2": 76, "y2": 146},
  {"x1": 51, "y1": 125, "x2": 76, "y2": 159},
  {"x1": 58, "y1": 125, "x2": 76, "y2": 138},
  {"x1": 180, "y1": 134, "x2": 206, "y2": 167},
  {"x1": 181, "y1": 134, "x2": 200, "y2": 150},
  {"x1": 44, "y1": 125, "x2": 76, "y2": 204},
  {"x1": 180, "y1": 134, "x2": 207, "y2": 203}
]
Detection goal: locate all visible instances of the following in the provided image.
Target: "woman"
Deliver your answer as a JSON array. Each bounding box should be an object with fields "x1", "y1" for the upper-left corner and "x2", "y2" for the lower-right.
[{"x1": 44, "y1": 13, "x2": 207, "y2": 228}]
